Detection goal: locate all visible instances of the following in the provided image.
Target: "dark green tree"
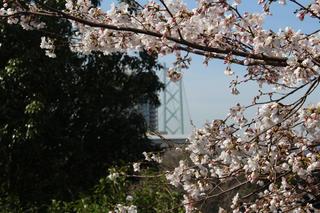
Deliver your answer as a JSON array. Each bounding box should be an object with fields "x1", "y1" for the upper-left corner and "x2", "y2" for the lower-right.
[{"x1": 0, "y1": 1, "x2": 163, "y2": 210}]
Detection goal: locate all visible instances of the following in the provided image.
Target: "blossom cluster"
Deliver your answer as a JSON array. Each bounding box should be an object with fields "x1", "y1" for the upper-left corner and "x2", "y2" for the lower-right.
[
  {"x1": 40, "y1": 37, "x2": 56, "y2": 58},
  {"x1": 166, "y1": 102, "x2": 320, "y2": 212},
  {"x1": 112, "y1": 204, "x2": 137, "y2": 213},
  {"x1": 62, "y1": 0, "x2": 319, "y2": 87},
  {"x1": 2, "y1": 0, "x2": 320, "y2": 86},
  {"x1": 74, "y1": 0, "x2": 315, "y2": 90},
  {"x1": 0, "y1": 1, "x2": 45, "y2": 30}
]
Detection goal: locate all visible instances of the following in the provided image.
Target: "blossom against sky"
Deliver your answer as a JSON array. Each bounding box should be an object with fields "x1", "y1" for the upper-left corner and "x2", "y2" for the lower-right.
[{"x1": 100, "y1": 0, "x2": 320, "y2": 134}]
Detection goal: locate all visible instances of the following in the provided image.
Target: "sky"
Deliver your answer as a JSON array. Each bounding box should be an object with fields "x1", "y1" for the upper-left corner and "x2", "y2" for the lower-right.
[{"x1": 100, "y1": 0, "x2": 320, "y2": 135}]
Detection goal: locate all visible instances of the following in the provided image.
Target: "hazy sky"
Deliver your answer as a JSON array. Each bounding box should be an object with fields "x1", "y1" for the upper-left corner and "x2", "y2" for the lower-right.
[{"x1": 100, "y1": 1, "x2": 320, "y2": 134}]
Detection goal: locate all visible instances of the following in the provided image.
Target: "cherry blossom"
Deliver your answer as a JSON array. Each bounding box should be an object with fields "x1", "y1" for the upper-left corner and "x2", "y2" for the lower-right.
[
  {"x1": 40, "y1": 37, "x2": 56, "y2": 58},
  {"x1": 133, "y1": 162, "x2": 141, "y2": 172},
  {"x1": 2, "y1": 0, "x2": 320, "y2": 212},
  {"x1": 113, "y1": 204, "x2": 137, "y2": 213}
]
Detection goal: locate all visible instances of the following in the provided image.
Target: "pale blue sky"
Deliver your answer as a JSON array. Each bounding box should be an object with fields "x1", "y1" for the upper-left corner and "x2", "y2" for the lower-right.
[{"x1": 100, "y1": 1, "x2": 320, "y2": 134}]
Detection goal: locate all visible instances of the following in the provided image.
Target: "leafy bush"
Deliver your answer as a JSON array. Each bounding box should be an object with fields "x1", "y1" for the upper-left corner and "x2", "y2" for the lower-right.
[{"x1": 48, "y1": 166, "x2": 184, "y2": 213}]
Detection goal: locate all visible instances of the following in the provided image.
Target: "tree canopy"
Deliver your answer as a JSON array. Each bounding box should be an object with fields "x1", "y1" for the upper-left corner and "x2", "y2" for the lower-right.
[{"x1": 0, "y1": 2, "x2": 164, "y2": 210}]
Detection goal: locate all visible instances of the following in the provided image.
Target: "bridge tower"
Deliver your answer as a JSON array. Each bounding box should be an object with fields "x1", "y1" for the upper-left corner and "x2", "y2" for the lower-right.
[{"x1": 162, "y1": 66, "x2": 185, "y2": 135}]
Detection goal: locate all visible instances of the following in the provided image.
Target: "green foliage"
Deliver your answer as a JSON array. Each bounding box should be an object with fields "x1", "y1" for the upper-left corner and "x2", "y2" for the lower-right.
[
  {"x1": 0, "y1": 1, "x2": 163, "y2": 210},
  {"x1": 48, "y1": 167, "x2": 184, "y2": 213},
  {"x1": 25, "y1": 100, "x2": 44, "y2": 115},
  {"x1": 132, "y1": 175, "x2": 184, "y2": 213}
]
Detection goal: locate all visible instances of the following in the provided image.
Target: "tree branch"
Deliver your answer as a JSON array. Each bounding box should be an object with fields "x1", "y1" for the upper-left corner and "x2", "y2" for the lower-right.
[{"x1": 0, "y1": 8, "x2": 289, "y2": 66}]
